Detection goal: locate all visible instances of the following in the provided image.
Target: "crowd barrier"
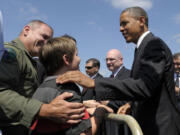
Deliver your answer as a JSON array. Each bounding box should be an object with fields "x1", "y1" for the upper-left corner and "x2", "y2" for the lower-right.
[{"x1": 104, "y1": 113, "x2": 143, "y2": 135}]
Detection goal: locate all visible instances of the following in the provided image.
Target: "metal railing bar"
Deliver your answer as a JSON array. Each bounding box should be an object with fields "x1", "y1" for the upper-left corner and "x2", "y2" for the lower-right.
[{"x1": 105, "y1": 113, "x2": 143, "y2": 135}]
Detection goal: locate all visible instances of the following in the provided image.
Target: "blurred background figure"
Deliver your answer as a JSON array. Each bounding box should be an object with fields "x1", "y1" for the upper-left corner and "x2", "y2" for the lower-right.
[
  {"x1": 0, "y1": 11, "x2": 4, "y2": 61},
  {"x1": 0, "y1": 10, "x2": 4, "y2": 135},
  {"x1": 173, "y1": 52, "x2": 180, "y2": 110}
]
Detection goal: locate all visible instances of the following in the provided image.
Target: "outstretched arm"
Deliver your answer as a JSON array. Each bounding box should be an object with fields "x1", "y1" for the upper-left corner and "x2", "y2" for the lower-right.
[{"x1": 56, "y1": 70, "x2": 95, "y2": 88}]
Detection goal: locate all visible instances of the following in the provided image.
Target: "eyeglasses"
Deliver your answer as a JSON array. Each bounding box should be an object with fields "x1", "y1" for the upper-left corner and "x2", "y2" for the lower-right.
[
  {"x1": 105, "y1": 58, "x2": 116, "y2": 62},
  {"x1": 85, "y1": 66, "x2": 93, "y2": 69},
  {"x1": 174, "y1": 62, "x2": 180, "y2": 66}
]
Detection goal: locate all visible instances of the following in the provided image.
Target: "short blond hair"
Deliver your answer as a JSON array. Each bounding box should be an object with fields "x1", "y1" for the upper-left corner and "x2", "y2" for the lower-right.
[{"x1": 27, "y1": 20, "x2": 54, "y2": 35}]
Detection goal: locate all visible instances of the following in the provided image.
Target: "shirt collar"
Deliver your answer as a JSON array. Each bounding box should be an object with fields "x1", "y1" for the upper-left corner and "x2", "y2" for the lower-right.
[
  {"x1": 136, "y1": 31, "x2": 150, "y2": 48},
  {"x1": 91, "y1": 72, "x2": 98, "y2": 79},
  {"x1": 44, "y1": 75, "x2": 58, "y2": 82},
  {"x1": 112, "y1": 65, "x2": 123, "y2": 77}
]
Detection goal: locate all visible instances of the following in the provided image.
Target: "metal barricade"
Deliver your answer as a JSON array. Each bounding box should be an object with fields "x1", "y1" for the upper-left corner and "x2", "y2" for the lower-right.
[{"x1": 105, "y1": 113, "x2": 143, "y2": 135}]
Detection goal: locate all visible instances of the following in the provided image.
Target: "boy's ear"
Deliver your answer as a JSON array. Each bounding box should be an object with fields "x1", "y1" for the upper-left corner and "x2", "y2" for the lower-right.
[{"x1": 63, "y1": 54, "x2": 70, "y2": 66}]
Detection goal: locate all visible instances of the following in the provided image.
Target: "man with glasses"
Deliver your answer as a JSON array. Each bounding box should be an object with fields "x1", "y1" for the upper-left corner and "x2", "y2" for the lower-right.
[
  {"x1": 82, "y1": 58, "x2": 103, "y2": 100},
  {"x1": 106, "y1": 49, "x2": 130, "y2": 80},
  {"x1": 105, "y1": 49, "x2": 131, "y2": 135}
]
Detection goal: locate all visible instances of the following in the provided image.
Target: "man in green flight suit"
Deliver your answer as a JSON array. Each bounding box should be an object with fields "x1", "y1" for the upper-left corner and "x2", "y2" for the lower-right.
[{"x1": 0, "y1": 20, "x2": 85, "y2": 135}]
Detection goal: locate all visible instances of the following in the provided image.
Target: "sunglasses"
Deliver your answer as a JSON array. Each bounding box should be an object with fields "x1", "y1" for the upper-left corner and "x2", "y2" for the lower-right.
[{"x1": 85, "y1": 66, "x2": 94, "y2": 69}]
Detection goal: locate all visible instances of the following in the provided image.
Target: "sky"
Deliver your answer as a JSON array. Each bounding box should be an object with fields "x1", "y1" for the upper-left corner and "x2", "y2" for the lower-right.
[{"x1": 0, "y1": 0, "x2": 180, "y2": 77}]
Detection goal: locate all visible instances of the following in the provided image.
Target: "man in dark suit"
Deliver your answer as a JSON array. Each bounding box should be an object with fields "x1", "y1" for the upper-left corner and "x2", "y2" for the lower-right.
[
  {"x1": 57, "y1": 6, "x2": 180, "y2": 135},
  {"x1": 82, "y1": 58, "x2": 103, "y2": 100},
  {"x1": 173, "y1": 52, "x2": 180, "y2": 110},
  {"x1": 105, "y1": 49, "x2": 131, "y2": 135},
  {"x1": 106, "y1": 49, "x2": 131, "y2": 112},
  {"x1": 82, "y1": 58, "x2": 104, "y2": 135}
]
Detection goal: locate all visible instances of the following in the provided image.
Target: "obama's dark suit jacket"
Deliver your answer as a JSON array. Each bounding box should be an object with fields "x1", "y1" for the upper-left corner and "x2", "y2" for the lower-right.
[{"x1": 94, "y1": 33, "x2": 180, "y2": 135}]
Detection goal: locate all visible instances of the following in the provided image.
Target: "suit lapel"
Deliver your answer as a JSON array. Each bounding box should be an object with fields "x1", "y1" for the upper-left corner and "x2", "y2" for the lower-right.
[
  {"x1": 95, "y1": 73, "x2": 103, "y2": 79},
  {"x1": 131, "y1": 32, "x2": 154, "y2": 77},
  {"x1": 116, "y1": 66, "x2": 125, "y2": 78},
  {"x1": 95, "y1": 73, "x2": 100, "y2": 78}
]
